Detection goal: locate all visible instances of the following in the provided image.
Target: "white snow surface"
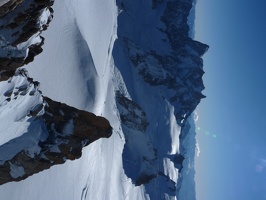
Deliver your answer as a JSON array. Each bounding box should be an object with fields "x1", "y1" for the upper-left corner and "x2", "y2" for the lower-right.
[
  {"x1": 9, "y1": 162, "x2": 25, "y2": 178},
  {"x1": 0, "y1": 73, "x2": 47, "y2": 164},
  {"x1": 0, "y1": 0, "x2": 199, "y2": 199}
]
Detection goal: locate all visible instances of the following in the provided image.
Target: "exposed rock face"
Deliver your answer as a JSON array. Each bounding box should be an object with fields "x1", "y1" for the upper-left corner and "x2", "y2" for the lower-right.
[
  {"x1": 43, "y1": 97, "x2": 112, "y2": 143},
  {"x1": 116, "y1": 91, "x2": 158, "y2": 186},
  {"x1": 0, "y1": 71, "x2": 112, "y2": 185},
  {"x1": 0, "y1": 0, "x2": 54, "y2": 81},
  {"x1": 0, "y1": 0, "x2": 24, "y2": 17},
  {"x1": 115, "y1": 0, "x2": 209, "y2": 126},
  {"x1": 116, "y1": 91, "x2": 149, "y2": 132}
]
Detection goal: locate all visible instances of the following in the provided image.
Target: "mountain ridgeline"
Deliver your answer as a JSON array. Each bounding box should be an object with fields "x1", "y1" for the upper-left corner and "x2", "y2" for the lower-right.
[
  {"x1": 115, "y1": 0, "x2": 208, "y2": 125},
  {"x1": 113, "y1": 0, "x2": 208, "y2": 198}
]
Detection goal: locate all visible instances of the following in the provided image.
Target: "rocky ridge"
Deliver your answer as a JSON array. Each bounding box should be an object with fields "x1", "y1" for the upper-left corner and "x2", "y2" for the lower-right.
[
  {"x1": 0, "y1": 0, "x2": 112, "y2": 185},
  {"x1": 0, "y1": 69, "x2": 112, "y2": 185},
  {"x1": 116, "y1": 0, "x2": 208, "y2": 125},
  {"x1": 0, "y1": 0, "x2": 54, "y2": 81}
]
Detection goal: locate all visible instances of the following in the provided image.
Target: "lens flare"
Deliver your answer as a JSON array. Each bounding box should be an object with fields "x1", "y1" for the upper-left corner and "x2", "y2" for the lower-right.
[{"x1": 197, "y1": 127, "x2": 217, "y2": 139}]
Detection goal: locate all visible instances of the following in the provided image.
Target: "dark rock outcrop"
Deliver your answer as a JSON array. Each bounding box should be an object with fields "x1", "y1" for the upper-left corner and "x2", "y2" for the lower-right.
[
  {"x1": 0, "y1": 0, "x2": 24, "y2": 17},
  {"x1": 116, "y1": 92, "x2": 158, "y2": 186},
  {"x1": 116, "y1": 91, "x2": 149, "y2": 132},
  {"x1": 0, "y1": 72, "x2": 112, "y2": 185},
  {"x1": 0, "y1": 0, "x2": 54, "y2": 81}
]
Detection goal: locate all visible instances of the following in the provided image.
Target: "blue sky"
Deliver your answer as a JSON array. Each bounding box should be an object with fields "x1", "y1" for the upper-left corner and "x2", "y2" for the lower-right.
[{"x1": 194, "y1": 0, "x2": 266, "y2": 200}]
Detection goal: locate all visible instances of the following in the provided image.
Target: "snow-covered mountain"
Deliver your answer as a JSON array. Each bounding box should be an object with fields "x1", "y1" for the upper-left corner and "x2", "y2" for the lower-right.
[{"x1": 0, "y1": 0, "x2": 208, "y2": 199}]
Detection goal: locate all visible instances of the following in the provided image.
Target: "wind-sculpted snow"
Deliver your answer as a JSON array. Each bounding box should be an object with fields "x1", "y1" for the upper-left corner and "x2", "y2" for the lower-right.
[{"x1": 0, "y1": 0, "x2": 207, "y2": 199}]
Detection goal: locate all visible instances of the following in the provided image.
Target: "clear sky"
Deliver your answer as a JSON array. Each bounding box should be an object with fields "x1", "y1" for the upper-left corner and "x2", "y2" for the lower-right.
[{"x1": 194, "y1": 0, "x2": 266, "y2": 200}]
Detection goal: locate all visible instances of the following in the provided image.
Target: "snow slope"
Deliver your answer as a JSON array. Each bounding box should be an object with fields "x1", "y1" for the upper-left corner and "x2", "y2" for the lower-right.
[
  {"x1": 0, "y1": 71, "x2": 46, "y2": 165},
  {"x1": 0, "y1": 0, "x2": 145, "y2": 199}
]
